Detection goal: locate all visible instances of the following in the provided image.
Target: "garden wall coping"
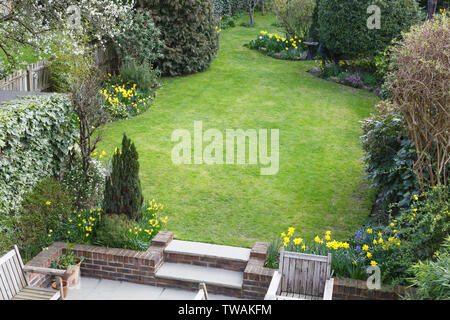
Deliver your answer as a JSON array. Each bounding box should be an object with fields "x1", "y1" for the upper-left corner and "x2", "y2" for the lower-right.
[{"x1": 24, "y1": 234, "x2": 415, "y2": 300}]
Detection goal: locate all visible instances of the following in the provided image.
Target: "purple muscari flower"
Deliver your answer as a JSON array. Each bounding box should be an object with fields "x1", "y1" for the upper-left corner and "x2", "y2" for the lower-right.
[
  {"x1": 355, "y1": 245, "x2": 361, "y2": 253},
  {"x1": 128, "y1": 106, "x2": 131, "y2": 112},
  {"x1": 355, "y1": 231, "x2": 362, "y2": 239}
]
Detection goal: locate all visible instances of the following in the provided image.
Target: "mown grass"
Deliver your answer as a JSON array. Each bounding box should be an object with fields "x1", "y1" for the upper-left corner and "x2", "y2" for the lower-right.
[{"x1": 97, "y1": 13, "x2": 378, "y2": 248}]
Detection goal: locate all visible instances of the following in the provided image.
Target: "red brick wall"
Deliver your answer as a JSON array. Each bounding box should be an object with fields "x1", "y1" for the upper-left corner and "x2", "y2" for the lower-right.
[
  {"x1": 333, "y1": 278, "x2": 415, "y2": 300},
  {"x1": 25, "y1": 231, "x2": 173, "y2": 288},
  {"x1": 25, "y1": 234, "x2": 414, "y2": 300}
]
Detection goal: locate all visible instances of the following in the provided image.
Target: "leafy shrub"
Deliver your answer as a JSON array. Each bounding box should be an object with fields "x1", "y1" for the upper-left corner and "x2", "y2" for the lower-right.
[
  {"x1": 94, "y1": 200, "x2": 167, "y2": 250},
  {"x1": 374, "y1": 186, "x2": 449, "y2": 284},
  {"x1": 361, "y1": 72, "x2": 378, "y2": 88},
  {"x1": 47, "y1": 33, "x2": 81, "y2": 93},
  {"x1": 318, "y1": 0, "x2": 422, "y2": 60},
  {"x1": 103, "y1": 134, "x2": 143, "y2": 220},
  {"x1": 272, "y1": 0, "x2": 315, "y2": 39},
  {"x1": 389, "y1": 12, "x2": 450, "y2": 188},
  {"x1": 140, "y1": 0, "x2": 219, "y2": 76},
  {"x1": 62, "y1": 154, "x2": 106, "y2": 209},
  {"x1": 319, "y1": 62, "x2": 344, "y2": 78},
  {"x1": 214, "y1": 0, "x2": 236, "y2": 16},
  {"x1": 100, "y1": 72, "x2": 157, "y2": 119},
  {"x1": 118, "y1": 60, "x2": 161, "y2": 95},
  {"x1": 407, "y1": 237, "x2": 450, "y2": 300},
  {"x1": 219, "y1": 15, "x2": 237, "y2": 29},
  {"x1": 361, "y1": 101, "x2": 418, "y2": 210},
  {"x1": 14, "y1": 178, "x2": 74, "y2": 262},
  {"x1": 0, "y1": 94, "x2": 78, "y2": 221},
  {"x1": 245, "y1": 31, "x2": 305, "y2": 60},
  {"x1": 114, "y1": 10, "x2": 163, "y2": 66},
  {"x1": 94, "y1": 214, "x2": 138, "y2": 249}
]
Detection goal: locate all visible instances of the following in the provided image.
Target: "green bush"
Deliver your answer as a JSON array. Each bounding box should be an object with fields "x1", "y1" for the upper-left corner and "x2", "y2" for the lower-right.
[
  {"x1": 272, "y1": 0, "x2": 315, "y2": 39},
  {"x1": 94, "y1": 214, "x2": 138, "y2": 249},
  {"x1": 379, "y1": 186, "x2": 449, "y2": 284},
  {"x1": 62, "y1": 153, "x2": 106, "y2": 209},
  {"x1": 14, "y1": 178, "x2": 74, "y2": 262},
  {"x1": 114, "y1": 10, "x2": 164, "y2": 66},
  {"x1": 103, "y1": 134, "x2": 143, "y2": 220},
  {"x1": 140, "y1": 0, "x2": 219, "y2": 76},
  {"x1": 360, "y1": 101, "x2": 418, "y2": 210},
  {"x1": 219, "y1": 15, "x2": 237, "y2": 29},
  {"x1": 388, "y1": 12, "x2": 450, "y2": 189},
  {"x1": 317, "y1": 0, "x2": 422, "y2": 60},
  {"x1": 119, "y1": 60, "x2": 161, "y2": 95},
  {"x1": 214, "y1": 0, "x2": 247, "y2": 16},
  {"x1": 407, "y1": 237, "x2": 450, "y2": 300},
  {"x1": 0, "y1": 94, "x2": 78, "y2": 221}
]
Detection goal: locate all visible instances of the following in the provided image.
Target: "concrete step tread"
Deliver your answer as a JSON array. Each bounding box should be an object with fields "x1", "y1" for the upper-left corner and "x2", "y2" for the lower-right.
[
  {"x1": 155, "y1": 262, "x2": 243, "y2": 289},
  {"x1": 165, "y1": 240, "x2": 251, "y2": 262}
]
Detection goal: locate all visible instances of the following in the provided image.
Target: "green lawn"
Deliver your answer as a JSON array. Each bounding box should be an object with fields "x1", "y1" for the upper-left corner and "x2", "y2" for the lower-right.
[{"x1": 97, "y1": 13, "x2": 378, "y2": 248}]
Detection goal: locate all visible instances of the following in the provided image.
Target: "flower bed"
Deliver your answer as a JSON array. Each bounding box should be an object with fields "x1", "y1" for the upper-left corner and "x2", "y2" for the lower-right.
[
  {"x1": 245, "y1": 31, "x2": 307, "y2": 60},
  {"x1": 100, "y1": 74, "x2": 161, "y2": 119},
  {"x1": 47, "y1": 200, "x2": 168, "y2": 252}
]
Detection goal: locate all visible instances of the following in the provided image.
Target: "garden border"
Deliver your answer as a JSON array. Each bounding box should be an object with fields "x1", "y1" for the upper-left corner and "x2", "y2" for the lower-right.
[{"x1": 25, "y1": 232, "x2": 415, "y2": 300}]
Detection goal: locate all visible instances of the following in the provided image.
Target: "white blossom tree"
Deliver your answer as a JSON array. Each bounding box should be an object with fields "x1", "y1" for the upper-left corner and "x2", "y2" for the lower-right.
[{"x1": 0, "y1": 0, "x2": 134, "y2": 77}]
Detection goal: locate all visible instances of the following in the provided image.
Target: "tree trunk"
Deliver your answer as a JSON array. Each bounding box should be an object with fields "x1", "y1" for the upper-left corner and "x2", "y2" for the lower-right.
[
  {"x1": 427, "y1": 0, "x2": 438, "y2": 20},
  {"x1": 262, "y1": 0, "x2": 265, "y2": 16}
]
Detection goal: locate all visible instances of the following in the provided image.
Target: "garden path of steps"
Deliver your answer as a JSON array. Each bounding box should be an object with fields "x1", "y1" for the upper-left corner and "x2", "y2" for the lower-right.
[{"x1": 155, "y1": 240, "x2": 251, "y2": 297}]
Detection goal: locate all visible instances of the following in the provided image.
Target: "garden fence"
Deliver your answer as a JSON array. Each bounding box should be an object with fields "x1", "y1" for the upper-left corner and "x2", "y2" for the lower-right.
[{"x1": 0, "y1": 60, "x2": 50, "y2": 92}]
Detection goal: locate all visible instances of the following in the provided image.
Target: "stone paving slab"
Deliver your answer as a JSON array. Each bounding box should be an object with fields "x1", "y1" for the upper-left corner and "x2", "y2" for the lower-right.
[
  {"x1": 65, "y1": 277, "x2": 242, "y2": 300},
  {"x1": 165, "y1": 240, "x2": 251, "y2": 262},
  {"x1": 155, "y1": 262, "x2": 244, "y2": 289}
]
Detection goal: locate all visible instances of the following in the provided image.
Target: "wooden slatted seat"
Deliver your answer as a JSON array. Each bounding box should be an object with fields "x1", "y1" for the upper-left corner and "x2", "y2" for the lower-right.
[
  {"x1": 0, "y1": 245, "x2": 66, "y2": 300},
  {"x1": 265, "y1": 248, "x2": 334, "y2": 300}
]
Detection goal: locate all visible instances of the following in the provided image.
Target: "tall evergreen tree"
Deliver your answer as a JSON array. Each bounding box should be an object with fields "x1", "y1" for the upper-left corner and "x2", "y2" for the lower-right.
[{"x1": 103, "y1": 134, "x2": 143, "y2": 220}]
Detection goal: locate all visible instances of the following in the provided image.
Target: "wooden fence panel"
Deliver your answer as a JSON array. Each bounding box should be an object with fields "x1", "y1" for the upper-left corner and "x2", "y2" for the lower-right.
[{"x1": 0, "y1": 60, "x2": 49, "y2": 92}]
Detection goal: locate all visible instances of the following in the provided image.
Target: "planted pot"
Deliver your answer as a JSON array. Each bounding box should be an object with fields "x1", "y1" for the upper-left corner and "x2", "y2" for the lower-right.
[
  {"x1": 50, "y1": 242, "x2": 85, "y2": 288},
  {"x1": 62, "y1": 257, "x2": 83, "y2": 287},
  {"x1": 52, "y1": 280, "x2": 68, "y2": 298}
]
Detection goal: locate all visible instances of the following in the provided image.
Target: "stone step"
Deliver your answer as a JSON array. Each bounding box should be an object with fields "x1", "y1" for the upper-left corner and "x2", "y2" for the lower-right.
[
  {"x1": 155, "y1": 262, "x2": 244, "y2": 298},
  {"x1": 164, "y1": 240, "x2": 251, "y2": 272}
]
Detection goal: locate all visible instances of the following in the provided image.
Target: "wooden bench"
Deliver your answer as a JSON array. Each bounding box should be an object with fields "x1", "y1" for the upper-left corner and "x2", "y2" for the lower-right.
[
  {"x1": 265, "y1": 248, "x2": 334, "y2": 300},
  {"x1": 0, "y1": 245, "x2": 66, "y2": 300}
]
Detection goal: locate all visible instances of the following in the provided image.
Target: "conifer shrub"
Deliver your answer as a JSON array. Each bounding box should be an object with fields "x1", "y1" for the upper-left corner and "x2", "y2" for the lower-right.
[{"x1": 103, "y1": 134, "x2": 143, "y2": 220}]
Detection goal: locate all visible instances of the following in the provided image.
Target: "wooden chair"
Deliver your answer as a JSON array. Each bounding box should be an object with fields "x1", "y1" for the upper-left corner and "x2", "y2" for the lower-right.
[
  {"x1": 194, "y1": 282, "x2": 209, "y2": 300},
  {"x1": 0, "y1": 245, "x2": 67, "y2": 300},
  {"x1": 265, "y1": 248, "x2": 334, "y2": 300}
]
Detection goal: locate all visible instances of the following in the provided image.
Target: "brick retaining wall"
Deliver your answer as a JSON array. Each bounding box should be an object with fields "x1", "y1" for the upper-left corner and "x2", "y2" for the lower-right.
[
  {"x1": 242, "y1": 242, "x2": 275, "y2": 299},
  {"x1": 25, "y1": 233, "x2": 414, "y2": 300}
]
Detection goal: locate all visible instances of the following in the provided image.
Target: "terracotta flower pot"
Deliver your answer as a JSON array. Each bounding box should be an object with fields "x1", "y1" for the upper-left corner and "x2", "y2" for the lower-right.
[
  {"x1": 62, "y1": 258, "x2": 82, "y2": 287},
  {"x1": 52, "y1": 280, "x2": 68, "y2": 298}
]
